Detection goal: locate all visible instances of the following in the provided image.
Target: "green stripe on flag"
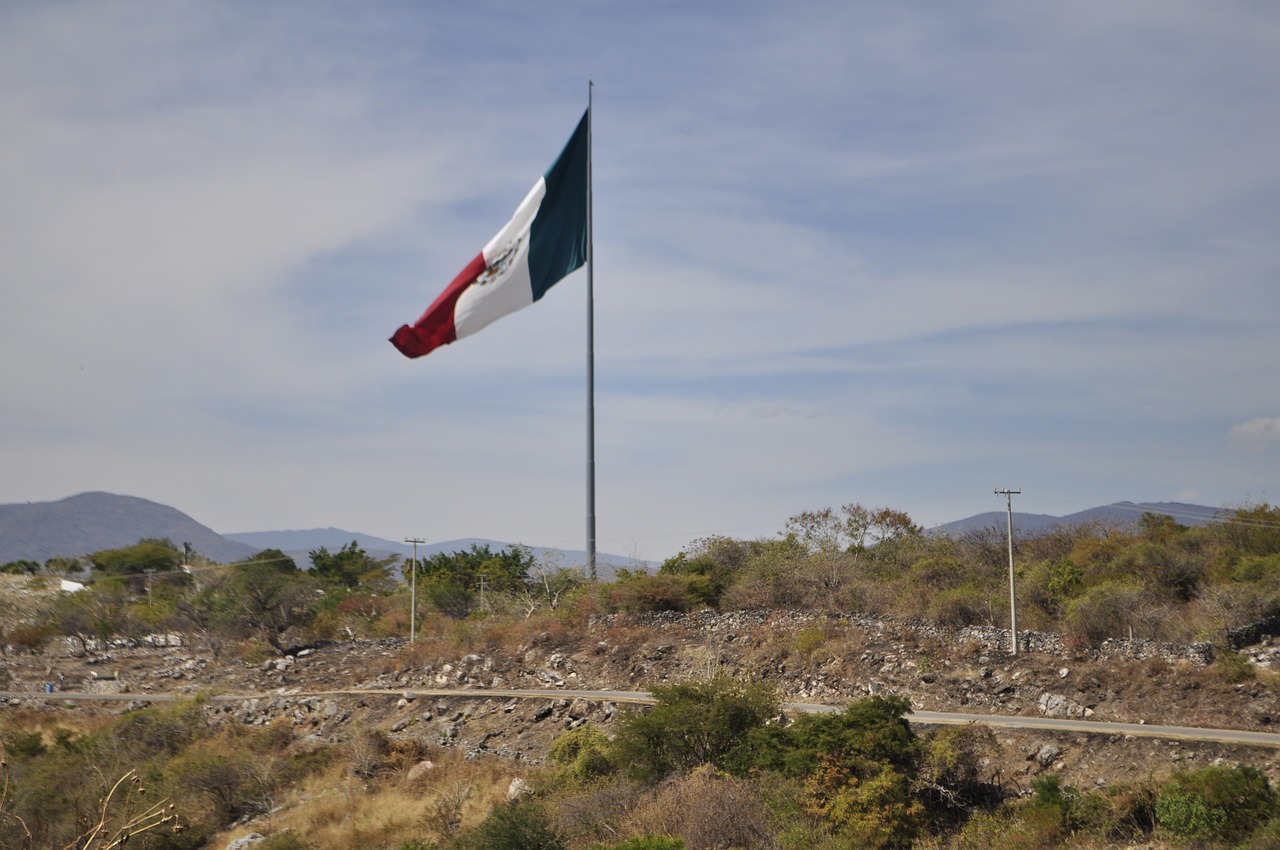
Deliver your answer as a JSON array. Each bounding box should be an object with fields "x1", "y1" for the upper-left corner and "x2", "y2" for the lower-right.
[{"x1": 529, "y1": 109, "x2": 589, "y2": 301}]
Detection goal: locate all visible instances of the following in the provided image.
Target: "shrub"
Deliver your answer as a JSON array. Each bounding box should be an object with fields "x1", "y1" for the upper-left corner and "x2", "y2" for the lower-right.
[
  {"x1": 807, "y1": 757, "x2": 921, "y2": 848},
  {"x1": 1215, "y1": 650, "x2": 1256, "y2": 684},
  {"x1": 452, "y1": 799, "x2": 566, "y2": 850},
  {"x1": 621, "y1": 766, "x2": 773, "y2": 849},
  {"x1": 916, "y1": 725, "x2": 1002, "y2": 818},
  {"x1": 906, "y1": 557, "x2": 971, "y2": 591},
  {"x1": 792, "y1": 623, "x2": 829, "y2": 660},
  {"x1": 1023, "y1": 773, "x2": 1086, "y2": 837},
  {"x1": 5, "y1": 729, "x2": 47, "y2": 758},
  {"x1": 745, "y1": 695, "x2": 917, "y2": 779},
  {"x1": 1239, "y1": 815, "x2": 1280, "y2": 850},
  {"x1": 1065, "y1": 581, "x2": 1147, "y2": 643},
  {"x1": 609, "y1": 678, "x2": 778, "y2": 783},
  {"x1": 608, "y1": 573, "x2": 695, "y2": 614},
  {"x1": 928, "y1": 587, "x2": 991, "y2": 628},
  {"x1": 743, "y1": 696, "x2": 922, "y2": 848},
  {"x1": 6, "y1": 620, "x2": 56, "y2": 651},
  {"x1": 1156, "y1": 764, "x2": 1275, "y2": 843},
  {"x1": 548, "y1": 724, "x2": 615, "y2": 783},
  {"x1": 549, "y1": 779, "x2": 642, "y2": 847},
  {"x1": 168, "y1": 749, "x2": 270, "y2": 824}
]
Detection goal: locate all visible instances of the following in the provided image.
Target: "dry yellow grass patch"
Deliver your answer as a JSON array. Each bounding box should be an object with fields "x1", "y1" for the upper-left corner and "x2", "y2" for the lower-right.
[
  {"x1": 211, "y1": 748, "x2": 530, "y2": 850},
  {"x1": 0, "y1": 706, "x2": 111, "y2": 750}
]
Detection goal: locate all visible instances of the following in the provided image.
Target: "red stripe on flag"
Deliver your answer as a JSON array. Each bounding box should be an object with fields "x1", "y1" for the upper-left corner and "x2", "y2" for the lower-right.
[{"x1": 390, "y1": 253, "x2": 487, "y2": 358}]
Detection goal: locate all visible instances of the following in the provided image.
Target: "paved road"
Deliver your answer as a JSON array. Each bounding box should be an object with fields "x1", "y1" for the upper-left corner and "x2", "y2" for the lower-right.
[{"x1": 5, "y1": 688, "x2": 1278, "y2": 748}]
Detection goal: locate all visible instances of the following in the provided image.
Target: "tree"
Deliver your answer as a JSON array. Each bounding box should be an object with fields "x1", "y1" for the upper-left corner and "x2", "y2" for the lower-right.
[
  {"x1": 416, "y1": 543, "x2": 534, "y2": 592},
  {"x1": 308, "y1": 541, "x2": 398, "y2": 590},
  {"x1": 416, "y1": 544, "x2": 536, "y2": 619},
  {"x1": 190, "y1": 551, "x2": 316, "y2": 652},
  {"x1": 660, "y1": 536, "x2": 754, "y2": 607},
  {"x1": 785, "y1": 504, "x2": 921, "y2": 559},
  {"x1": 88, "y1": 538, "x2": 182, "y2": 577},
  {"x1": 517, "y1": 560, "x2": 586, "y2": 616},
  {"x1": 43, "y1": 556, "x2": 83, "y2": 575}
]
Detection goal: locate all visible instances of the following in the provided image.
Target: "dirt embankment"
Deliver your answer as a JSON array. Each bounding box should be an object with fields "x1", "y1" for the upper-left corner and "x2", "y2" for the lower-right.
[{"x1": 5, "y1": 610, "x2": 1280, "y2": 794}]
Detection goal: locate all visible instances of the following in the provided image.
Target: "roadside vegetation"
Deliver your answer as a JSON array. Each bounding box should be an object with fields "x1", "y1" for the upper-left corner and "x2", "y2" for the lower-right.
[
  {"x1": 3, "y1": 501, "x2": 1280, "y2": 848},
  {"x1": 6, "y1": 681, "x2": 1280, "y2": 849}
]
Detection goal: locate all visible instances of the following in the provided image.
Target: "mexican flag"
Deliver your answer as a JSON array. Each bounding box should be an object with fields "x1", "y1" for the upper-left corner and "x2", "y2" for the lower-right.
[{"x1": 391, "y1": 110, "x2": 589, "y2": 359}]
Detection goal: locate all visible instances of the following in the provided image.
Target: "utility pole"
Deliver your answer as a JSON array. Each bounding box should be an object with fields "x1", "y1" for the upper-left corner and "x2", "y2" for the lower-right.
[
  {"x1": 145, "y1": 567, "x2": 155, "y2": 608},
  {"x1": 404, "y1": 537, "x2": 425, "y2": 643},
  {"x1": 995, "y1": 488, "x2": 1021, "y2": 655}
]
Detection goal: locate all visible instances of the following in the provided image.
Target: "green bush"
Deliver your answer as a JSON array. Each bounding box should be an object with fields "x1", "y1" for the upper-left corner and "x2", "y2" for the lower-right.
[
  {"x1": 6, "y1": 730, "x2": 47, "y2": 758},
  {"x1": 609, "y1": 677, "x2": 778, "y2": 783},
  {"x1": 548, "y1": 724, "x2": 615, "y2": 783},
  {"x1": 792, "y1": 623, "x2": 829, "y2": 659},
  {"x1": 451, "y1": 799, "x2": 565, "y2": 850},
  {"x1": 745, "y1": 695, "x2": 916, "y2": 779},
  {"x1": 1216, "y1": 650, "x2": 1257, "y2": 684},
  {"x1": 1156, "y1": 764, "x2": 1275, "y2": 843},
  {"x1": 741, "y1": 696, "x2": 922, "y2": 849}
]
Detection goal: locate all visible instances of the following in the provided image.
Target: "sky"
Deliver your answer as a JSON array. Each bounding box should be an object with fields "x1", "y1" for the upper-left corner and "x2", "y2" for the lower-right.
[{"x1": 2, "y1": 1, "x2": 1279, "y2": 564}]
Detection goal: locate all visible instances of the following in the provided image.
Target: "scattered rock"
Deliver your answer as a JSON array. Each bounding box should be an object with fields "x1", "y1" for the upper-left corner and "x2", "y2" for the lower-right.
[
  {"x1": 1037, "y1": 693, "x2": 1085, "y2": 718},
  {"x1": 1034, "y1": 744, "x2": 1061, "y2": 768},
  {"x1": 226, "y1": 833, "x2": 264, "y2": 850},
  {"x1": 406, "y1": 760, "x2": 435, "y2": 782}
]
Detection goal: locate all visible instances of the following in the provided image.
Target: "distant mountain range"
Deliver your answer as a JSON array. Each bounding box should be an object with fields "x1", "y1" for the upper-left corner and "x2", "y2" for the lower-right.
[
  {"x1": 0, "y1": 492, "x2": 643, "y2": 577},
  {"x1": 0, "y1": 492, "x2": 1233, "y2": 571},
  {"x1": 929, "y1": 501, "x2": 1222, "y2": 536},
  {"x1": 0, "y1": 492, "x2": 258, "y2": 564}
]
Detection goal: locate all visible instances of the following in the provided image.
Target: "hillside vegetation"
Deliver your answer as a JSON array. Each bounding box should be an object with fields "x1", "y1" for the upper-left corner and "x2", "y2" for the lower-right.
[{"x1": 3, "y1": 501, "x2": 1280, "y2": 849}]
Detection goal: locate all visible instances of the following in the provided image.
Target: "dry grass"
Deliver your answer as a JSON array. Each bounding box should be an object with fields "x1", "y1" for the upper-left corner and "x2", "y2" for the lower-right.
[
  {"x1": 210, "y1": 744, "x2": 527, "y2": 850},
  {"x1": 621, "y1": 766, "x2": 779, "y2": 850},
  {"x1": 0, "y1": 707, "x2": 110, "y2": 751}
]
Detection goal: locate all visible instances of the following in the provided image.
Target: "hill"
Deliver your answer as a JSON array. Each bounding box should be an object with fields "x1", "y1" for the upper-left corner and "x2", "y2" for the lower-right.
[
  {"x1": 0, "y1": 492, "x2": 1226, "y2": 574},
  {"x1": 931, "y1": 500, "x2": 1221, "y2": 536},
  {"x1": 0, "y1": 492, "x2": 645, "y2": 577},
  {"x1": 0, "y1": 492, "x2": 257, "y2": 564}
]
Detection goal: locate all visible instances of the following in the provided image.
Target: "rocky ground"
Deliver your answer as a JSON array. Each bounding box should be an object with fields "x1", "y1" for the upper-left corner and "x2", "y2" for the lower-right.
[{"x1": 6, "y1": 607, "x2": 1280, "y2": 798}]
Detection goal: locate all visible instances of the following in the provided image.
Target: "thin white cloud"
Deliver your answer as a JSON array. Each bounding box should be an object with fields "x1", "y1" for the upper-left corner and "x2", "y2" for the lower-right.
[
  {"x1": 3, "y1": 2, "x2": 1280, "y2": 558},
  {"x1": 1230, "y1": 418, "x2": 1280, "y2": 451}
]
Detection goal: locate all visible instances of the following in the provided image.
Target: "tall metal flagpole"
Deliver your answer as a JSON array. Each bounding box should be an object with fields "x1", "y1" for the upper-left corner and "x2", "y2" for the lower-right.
[{"x1": 586, "y1": 81, "x2": 597, "y2": 581}]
